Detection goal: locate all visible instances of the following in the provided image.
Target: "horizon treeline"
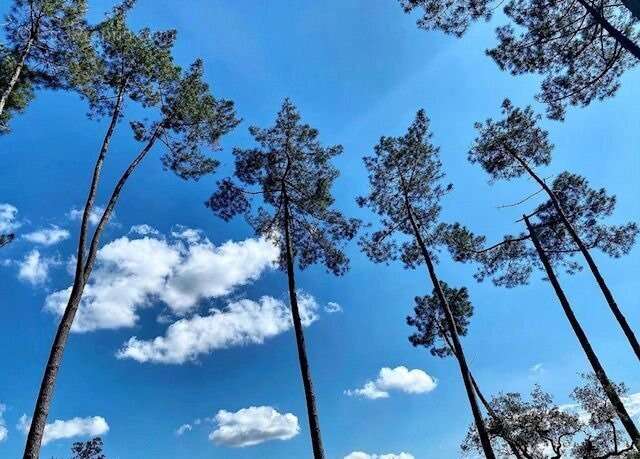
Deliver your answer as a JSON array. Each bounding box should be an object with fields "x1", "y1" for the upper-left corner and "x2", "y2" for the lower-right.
[{"x1": 0, "y1": 0, "x2": 639, "y2": 458}]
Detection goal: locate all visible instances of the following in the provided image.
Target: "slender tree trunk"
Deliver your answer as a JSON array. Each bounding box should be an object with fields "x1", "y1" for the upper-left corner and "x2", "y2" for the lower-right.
[
  {"x1": 402, "y1": 195, "x2": 496, "y2": 459},
  {"x1": 441, "y1": 326, "x2": 525, "y2": 459},
  {"x1": 282, "y1": 191, "x2": 325, "y2": 459},
  {"x1": 0, "y1": 36, "x2": 35, "y2": 120},
  {"x1": 23, "y1": 123, "x2": 159, "y2": 459},
  {"x1": 510, "y1": 153, "x2": 640, "y2": 362},
  {"x1": 574, "y1": 0, "x2": 640, "y2": 60},
  {"x1": 621, "y1": 0, "x2": 640, "y2": 21},
  {"x1": 525, "y1": 215, "x2": 640, "y2": 449}
]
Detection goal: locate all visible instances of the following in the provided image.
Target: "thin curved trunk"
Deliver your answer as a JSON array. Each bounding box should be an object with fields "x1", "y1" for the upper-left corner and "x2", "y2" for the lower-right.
[
  {"x1": 525, "y1": 215, "x2": 640, "y2": 449},
  {"x1": 23, "y1": 126, "x2": 160, "y2": 459},
  {"x1": 282, "y1": 191, "x2": 326, "y2": 459},
  {"x1": 574, "y1": 0, "x2": 640, "y2": 60},
  {"x1": 0, "y1": 36, "x2": 35, "y2": 119},
  {"x1": 510, "y1": 152, "x2": 640, "y2": 362},
  {"x1": 402, "y1": 192, "x2": 496, "y2": 459}
]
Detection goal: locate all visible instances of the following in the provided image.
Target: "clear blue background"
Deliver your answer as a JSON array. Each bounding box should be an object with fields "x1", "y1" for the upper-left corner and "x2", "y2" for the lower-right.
[{"x1": 0, "y1": 0, "x2": 638, "y2": 457}]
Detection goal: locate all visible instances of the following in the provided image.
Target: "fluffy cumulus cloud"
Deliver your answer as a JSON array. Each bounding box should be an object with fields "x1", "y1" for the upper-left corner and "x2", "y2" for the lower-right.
[
  {"x1": 209, "y1": 406, "x2": 299, "y2": 447},
  {"x1": 23, "y1": 226, "x2": 70, "y2": 246},
  {"x1": 117, "y1": 293, "x2": 319, "y2": 364},
  {"x1": 0, "y1": 404, "x2": 7, "y2": 442},
  {"x1": 0, "y1": 203, "x2": 20, "y2": 233},
  {"x1": 625, "y1": 392, "x2": 640, "y2": 418},
  {"x1": 18, "y1": 415, "x2": 109, "y2": 445},
  {"x1": 325, "y1": 301, "x2": 343, "y2": 313},
  {"x1": 68, "y1": 206, "x2": 105, "y2": 226},
  {"x1": 346, "y1": 366, "x2": 437, "y2": 400},
  {"x1": 18, "y1": 250, "x2": 58, "y2": 285},
  {"x1": 44, "y1": 230, "x2": 279, "y2": 333},
  {"x1": 344, "y1": 453, "x2": 415, "y2": 459}
]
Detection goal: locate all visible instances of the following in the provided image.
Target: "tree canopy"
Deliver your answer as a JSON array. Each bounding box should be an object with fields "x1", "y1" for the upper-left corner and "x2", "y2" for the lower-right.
[{"x1": 207, "y1": 98, "x2": 360, "y2": 275}]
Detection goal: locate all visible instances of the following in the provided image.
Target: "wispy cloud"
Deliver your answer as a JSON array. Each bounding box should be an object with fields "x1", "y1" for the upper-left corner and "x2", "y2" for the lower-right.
[{"x1": 23, "y1": 226, "x2": 70, "y2": 246}]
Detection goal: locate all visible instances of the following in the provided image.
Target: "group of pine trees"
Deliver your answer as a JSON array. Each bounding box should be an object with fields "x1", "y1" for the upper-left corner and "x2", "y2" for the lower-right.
[{"x1": 0, "y1": 0, "x2": 638, "y2": 458}]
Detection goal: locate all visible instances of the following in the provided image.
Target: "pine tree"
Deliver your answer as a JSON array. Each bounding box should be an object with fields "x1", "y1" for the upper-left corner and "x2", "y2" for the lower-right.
[
  {"x1": 0, "y1": 0, "x2": 97, "y2": 131},
  {"x1": 470, "y1": 99, "x2": 639, "y2": 360},
  {"x1": 22, "y1": 6, "x2": 239, "y2": 457},
  {"x1": 207, "y1": 99, "x2": 359, "y2": 459},
  {"x1": 398, "y1": 0, "x2": 640, "y2": 119},
  {"x1": 408, "y1": 283, "x2": 527, "y2": 458},
  {"x1": 357, "y1": 109, "x2": 496, "y2": 459}
]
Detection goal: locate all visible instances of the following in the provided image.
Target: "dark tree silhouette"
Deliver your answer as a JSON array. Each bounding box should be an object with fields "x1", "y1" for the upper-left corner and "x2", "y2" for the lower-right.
[
  {"x1": 356, "y1": 109, "x2": 496, "y2": 459},
  {"x1": 0, "y1": 233, "x2": 15, "y2": 248},
  {"x1": 408, "y1": 283, "x2": 527, "y2": 458},
  {"x1": 470, "y1": 100, "x2": 639, "y2": 361},
  {"x1": 463, "y1": 375, "x2": 637, "y2": 458},
  {"x1": 0, "y1": 0, "x2": 97, "y2": 131},
  {"x1": 207, "y1": 99, "x2": 359, "y2": 459},
  {"x1": 70, "y1": 437, "x2": 105, "y2": 459},
  {"x1": 398, "y1": 0, "x2": 640, "y2": 119},
  {"x1": 23, "y1": 7, "x2": 239, "y2": 457}
]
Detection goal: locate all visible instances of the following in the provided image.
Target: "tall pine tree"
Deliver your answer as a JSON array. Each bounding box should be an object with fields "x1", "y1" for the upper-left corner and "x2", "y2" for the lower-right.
[
  {"x1": 207, "y1": 99, "x2": 359, "y2": 459},
  {"x1": 357, "y1": 109, "x2": 497, "y2": 459}
]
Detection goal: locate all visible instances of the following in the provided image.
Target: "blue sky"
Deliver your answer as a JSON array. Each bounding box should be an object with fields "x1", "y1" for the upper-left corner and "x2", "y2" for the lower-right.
[{"x1": 0, "y1": 1, "x2": 639, "y2": 458}]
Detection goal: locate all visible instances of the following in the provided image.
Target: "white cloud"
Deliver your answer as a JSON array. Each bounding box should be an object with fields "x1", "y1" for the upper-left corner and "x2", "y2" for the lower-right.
[
  {"x1": 0, "y1": 203, "x2": 20, "y2": 233},
  {"x1": 171, "y1": 225, "x2": 204, "y2": 244},
  {"x1": 130, "y1": 224, "x2": 160, "y2": 237},
  {"x1": 0, "y1": 404, "x2": 7, "y2": 443},
  {"x1": 44, "y1": 231, "x2": 279, "y2": 332},
  {"x1": 209, "y1": 406, "x2": 299, "y2": 447},
  {"x1": 23, "y1": 226, "x2": 70, "y2": 246},
  {"x1": 325, "y1": 301, "x2": 343, "y2": 314},
  {"x1": 18, "y1": 250, "x2": 57, "y2": 285},
  {"x1": 117, "y1": 294, "x2": 319, "y2": 364},
  {"x1": 346, "y1": 366, "x2": 437, "y2": 400},
  {"x1": 175, "y1": 423, "x2": 192, "y2": 436},
  {"x1": 68, "y1": 206, "x2": 105, "y2": 226},
  {"x1": 344, "y1": 453, "x2": 415, "y2": 459},
  {"x1": 624, "y1": 392, "x2": 640, "y2": 418},
  {"x1": 18, "y1": 415, "x2": 109, "y2": 445}
]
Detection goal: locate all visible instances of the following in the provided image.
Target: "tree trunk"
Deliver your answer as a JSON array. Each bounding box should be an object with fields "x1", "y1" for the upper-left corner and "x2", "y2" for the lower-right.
[
  {"x1": 575, "y1": 0, "x2": 640, "y2": 60},
  {"x1": 525, "y1": 215, "x2": 640, "y2": 449},
  {"x1": 510, "y1": 153, "x2": 640, "y2": 362},
  {"x1": 621, "y1": 0, "x2": 640, "y2": 21},
  {"x1": 441, "y1": 330, "x2": 526, "y2": 459},
  {"x1": 22, "y1": 123, "x2": 159, "y2": 459},
  {"x1": 402, "y1": 195, "x2": 496, "y2": 459},
  {"x1": 282, "y1": 192, "x2": 326, "y2": 459},
  {"x1": 0, "y1": 36, "x2": 35, "y2": 120}
]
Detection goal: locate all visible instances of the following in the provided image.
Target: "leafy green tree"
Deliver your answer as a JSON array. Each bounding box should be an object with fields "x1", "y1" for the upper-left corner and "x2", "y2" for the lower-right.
[
  {"x1": 463, "y1": 375, "x2": 637, "y2": 458},
  {"x1": 398, "y1": 0, "x2": 640, "y2": 120},
  {"x1": 470, "y1": 100, "x2": 639, "y2": 361},
  {"x1": 0, "y1": 0, "x2": 97, "y2": 132},
  {"x1": 22, "y1": 7, "x2": 239, "y2": 458},
  {"x1": 356, "y1": 109, "x2": 496, "y2": 459},
  {"x1": 207, "y1": 99, "x2": 359, "y2": 459}
]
